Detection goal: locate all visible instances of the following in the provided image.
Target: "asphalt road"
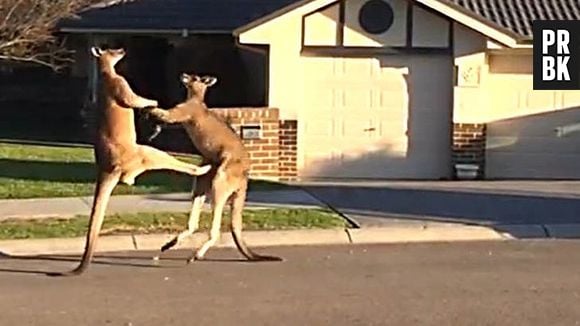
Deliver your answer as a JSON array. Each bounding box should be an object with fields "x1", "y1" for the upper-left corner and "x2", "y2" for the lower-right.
[{"x1": 1, "y1": 241, "x2": 580, "y2": 326}]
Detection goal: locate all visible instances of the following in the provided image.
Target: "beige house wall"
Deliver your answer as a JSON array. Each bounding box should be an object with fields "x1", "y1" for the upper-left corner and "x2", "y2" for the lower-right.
[{"x1": 452, "y1": 23, "x2": 487, "y2": 123}]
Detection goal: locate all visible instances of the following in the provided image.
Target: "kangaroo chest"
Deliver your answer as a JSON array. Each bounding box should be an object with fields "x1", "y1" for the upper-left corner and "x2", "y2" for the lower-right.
[{"x1": 182, "y1": 123, "x2": 222, "y2": 160}]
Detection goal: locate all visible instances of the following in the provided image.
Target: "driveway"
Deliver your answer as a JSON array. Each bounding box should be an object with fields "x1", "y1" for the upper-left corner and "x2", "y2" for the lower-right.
[{"x1": 299, "y1": 181, "x2": 580, "y2": 227}]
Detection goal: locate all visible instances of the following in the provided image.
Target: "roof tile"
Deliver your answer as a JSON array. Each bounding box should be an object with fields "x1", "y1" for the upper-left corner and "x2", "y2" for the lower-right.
[{"x1": 446, "y1": 0, "x2": 580, "y2": 38}]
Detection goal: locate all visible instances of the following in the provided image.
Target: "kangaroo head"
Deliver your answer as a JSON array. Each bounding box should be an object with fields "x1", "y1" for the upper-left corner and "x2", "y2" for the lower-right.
[
  {"x1": 91, "y1": 46, "x2": 126, "y2": 70},
  {"x1": 180, "y1": 73, "x2": 217, "y2": 100}
]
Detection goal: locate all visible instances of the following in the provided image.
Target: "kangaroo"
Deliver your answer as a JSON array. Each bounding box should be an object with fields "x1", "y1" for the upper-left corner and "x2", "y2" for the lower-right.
[
  {"x1": 146, "y1": 73, "x2": 282, "y2": 263},
  {"x1": 53, "y1": 48, "x2": 211, "y2": 277}
]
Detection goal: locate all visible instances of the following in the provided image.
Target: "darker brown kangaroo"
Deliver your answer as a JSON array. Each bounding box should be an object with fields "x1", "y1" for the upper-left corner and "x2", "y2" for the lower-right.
[
  {"x1": 146, "y1": 73, "x2": 282, "y2": 262},
  {"x1": 52, "y1": 48, "x2": 211, "y2": 277}
]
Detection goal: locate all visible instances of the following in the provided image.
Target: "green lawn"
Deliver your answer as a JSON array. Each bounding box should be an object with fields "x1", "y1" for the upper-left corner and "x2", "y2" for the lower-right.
[
  {"x1": 0, "y1": 209, "x2": 347, "y2": 240},
  {"x1": 0, "y1": 142, "x2": 288, "y2": 199}
]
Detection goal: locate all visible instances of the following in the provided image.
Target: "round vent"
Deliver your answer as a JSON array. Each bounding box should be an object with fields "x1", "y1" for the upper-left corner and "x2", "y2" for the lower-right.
[{"x1": 358, "y1": 0, "x2": 394, "y2": 35}]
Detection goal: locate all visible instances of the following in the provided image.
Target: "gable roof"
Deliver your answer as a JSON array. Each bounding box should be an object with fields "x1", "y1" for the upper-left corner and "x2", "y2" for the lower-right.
[
  {"x1": 444, "y1": 0, "x2": 580, "y2": 39},
  {"x1": 59, "y1": 0, "x2": 301, "y2": 33}
]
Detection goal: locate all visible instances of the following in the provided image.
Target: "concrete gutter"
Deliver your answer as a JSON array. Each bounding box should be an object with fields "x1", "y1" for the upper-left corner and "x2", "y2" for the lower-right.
[{"x1": 4, "y1": 222, "x2": 576, "y2": 257}]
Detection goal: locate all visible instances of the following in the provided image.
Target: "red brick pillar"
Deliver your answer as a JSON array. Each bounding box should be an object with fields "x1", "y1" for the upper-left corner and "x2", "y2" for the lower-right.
[{"x1": 452, "y1": 123, "x2": 486, "y2": 179}]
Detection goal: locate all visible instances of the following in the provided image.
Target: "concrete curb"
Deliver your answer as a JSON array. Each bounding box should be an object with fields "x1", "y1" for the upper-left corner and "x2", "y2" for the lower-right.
[
  {"x1": 0, "y1": 230, "x2": 352, "y2": 256},
  {"x1": 0, "y1": 226, "x2": 511, "y2": 256},
  {"x1": 346, "y1": 224, "x2": 506, "y2": 244},
  {"x1": 2, "y1": 223, "x2": 579, "y2": 256}
]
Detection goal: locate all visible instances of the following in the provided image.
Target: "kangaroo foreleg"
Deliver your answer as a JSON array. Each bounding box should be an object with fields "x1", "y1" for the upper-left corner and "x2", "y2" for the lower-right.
[
  {"x1": 147, "y1": 107, "x2": 192, "y2": 124},
  {"x1": 115, "y1": 78, "x2": 158, "y2": 109}
]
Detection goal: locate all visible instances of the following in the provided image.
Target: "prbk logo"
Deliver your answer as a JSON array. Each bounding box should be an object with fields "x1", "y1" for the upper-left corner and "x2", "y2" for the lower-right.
[{"x1": 533, "y1": 20, "x2": 580, "y2": 90}]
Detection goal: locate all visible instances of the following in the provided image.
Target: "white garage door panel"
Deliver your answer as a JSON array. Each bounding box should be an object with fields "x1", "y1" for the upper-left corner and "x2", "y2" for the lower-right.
[
  {"x1": 300, "y1": 54, "x2": 452, "y2": 179},
  {"x1": 487, "y1": 152, "x2": 580, "y2": 179},
  {"x1": 489, "y1": 137, "x2": 580, "y2": 154},
  {"x1": 486, "y1": 93, "x2": 580, "y2": 179},
  {"x1": 563, "y1": 92, "x2": 580, "y2": 103},
  {"x1": 488, "y1": 132, "x2": 580, "y2": 178},
  {"x1": 303, "y1": 120, "x2": 334, "y2": 136}
]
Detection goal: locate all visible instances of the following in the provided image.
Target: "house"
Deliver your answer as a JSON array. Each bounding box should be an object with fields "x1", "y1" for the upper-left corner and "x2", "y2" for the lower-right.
[{"x1": 59, "y1": 0, "x2": 580, "y2": 181}]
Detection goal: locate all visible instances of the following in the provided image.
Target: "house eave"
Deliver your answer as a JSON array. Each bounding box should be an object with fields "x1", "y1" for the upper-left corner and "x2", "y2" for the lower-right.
[{"x1": 235, "y1": 0, "x2": 531, "y2": 49}]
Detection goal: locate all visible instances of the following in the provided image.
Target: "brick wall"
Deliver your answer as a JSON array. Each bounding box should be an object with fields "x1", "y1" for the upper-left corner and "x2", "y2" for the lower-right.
[
  {"x1": 279, "y1": 120, "x2": 298, "y2": 181},
  {"x1": 211, "y1": 108, "x2": 280, "y2": 180},
  {"x1": 452, "y1": 123, "x2": 486, "y2": 179}
]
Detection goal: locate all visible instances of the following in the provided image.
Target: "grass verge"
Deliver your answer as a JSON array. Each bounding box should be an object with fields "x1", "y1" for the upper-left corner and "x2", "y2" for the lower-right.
[
  {"x1": 0, "y1": 209, "x2": 347, "y2": 240},
  {"x1": 0, "y1": 142, "x2": 288, "y2": 199}
]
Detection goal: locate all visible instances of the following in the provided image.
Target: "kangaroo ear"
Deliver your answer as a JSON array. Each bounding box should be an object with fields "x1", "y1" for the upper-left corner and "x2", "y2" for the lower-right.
[
  {"x1": 180, "y1": 73, "x2": 192, "y2": 84},
  {"x1": 90, "y1": 46, "x2": 103, "y2": 57},
  {"x1": 201, "y1": 76, "x2": 217, "y2": 87}
]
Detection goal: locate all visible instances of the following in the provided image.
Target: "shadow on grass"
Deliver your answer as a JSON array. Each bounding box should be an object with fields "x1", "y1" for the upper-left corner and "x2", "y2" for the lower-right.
[
  {"x1": 0, "y1": 158, "x2": 192, "y2": 191},
  {"x1": 0, "y1": 158, "x2": 289, "y2": 195}
]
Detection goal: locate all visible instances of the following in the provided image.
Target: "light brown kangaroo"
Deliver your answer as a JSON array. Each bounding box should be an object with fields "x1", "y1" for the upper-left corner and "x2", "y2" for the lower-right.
[
  {"x1": 52, "y1": 48, "x2": 211, "y2": 277},
  {"x1": 146, "y1": 73, "x2": 282, "y2": 263}
]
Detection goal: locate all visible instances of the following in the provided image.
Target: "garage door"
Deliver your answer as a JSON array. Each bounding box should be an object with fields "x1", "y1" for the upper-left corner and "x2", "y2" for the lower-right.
[
  {"x1": 486, "y1": 90, "x2": 580, "y2": 179},
  {"x1": 299, "y1": 54, "x2": 453, "y2": 179}
]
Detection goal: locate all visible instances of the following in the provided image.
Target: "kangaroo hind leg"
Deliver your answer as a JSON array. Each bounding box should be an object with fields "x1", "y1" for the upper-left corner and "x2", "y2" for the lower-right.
[
  {"x1": 188, "y1": 172, "x2": 233, "y2": 262},
  {"x1": 230, "y1": 182, "x2": 283, "y2": 262},
  {"x1": 154, "y1": 173, "x2": 212, "y2": 260},
  {"x1": 122, "y1": 145, "x2": 211, "y2": 184},
  {"x1": 50, "y1": 171, "x2": 121, "y2": 276}
]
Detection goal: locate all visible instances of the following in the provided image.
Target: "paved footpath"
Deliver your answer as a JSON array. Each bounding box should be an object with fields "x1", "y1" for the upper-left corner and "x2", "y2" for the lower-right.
[
  {"x1": 0, "y1": 189, "x2": 326, "y2": 220},
  {"x1": 1, "y1": 241, "x2": 580, "y2": 326},
  {"x1": 299, "y1": 180, "x2": 580, "y2": 239}
]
